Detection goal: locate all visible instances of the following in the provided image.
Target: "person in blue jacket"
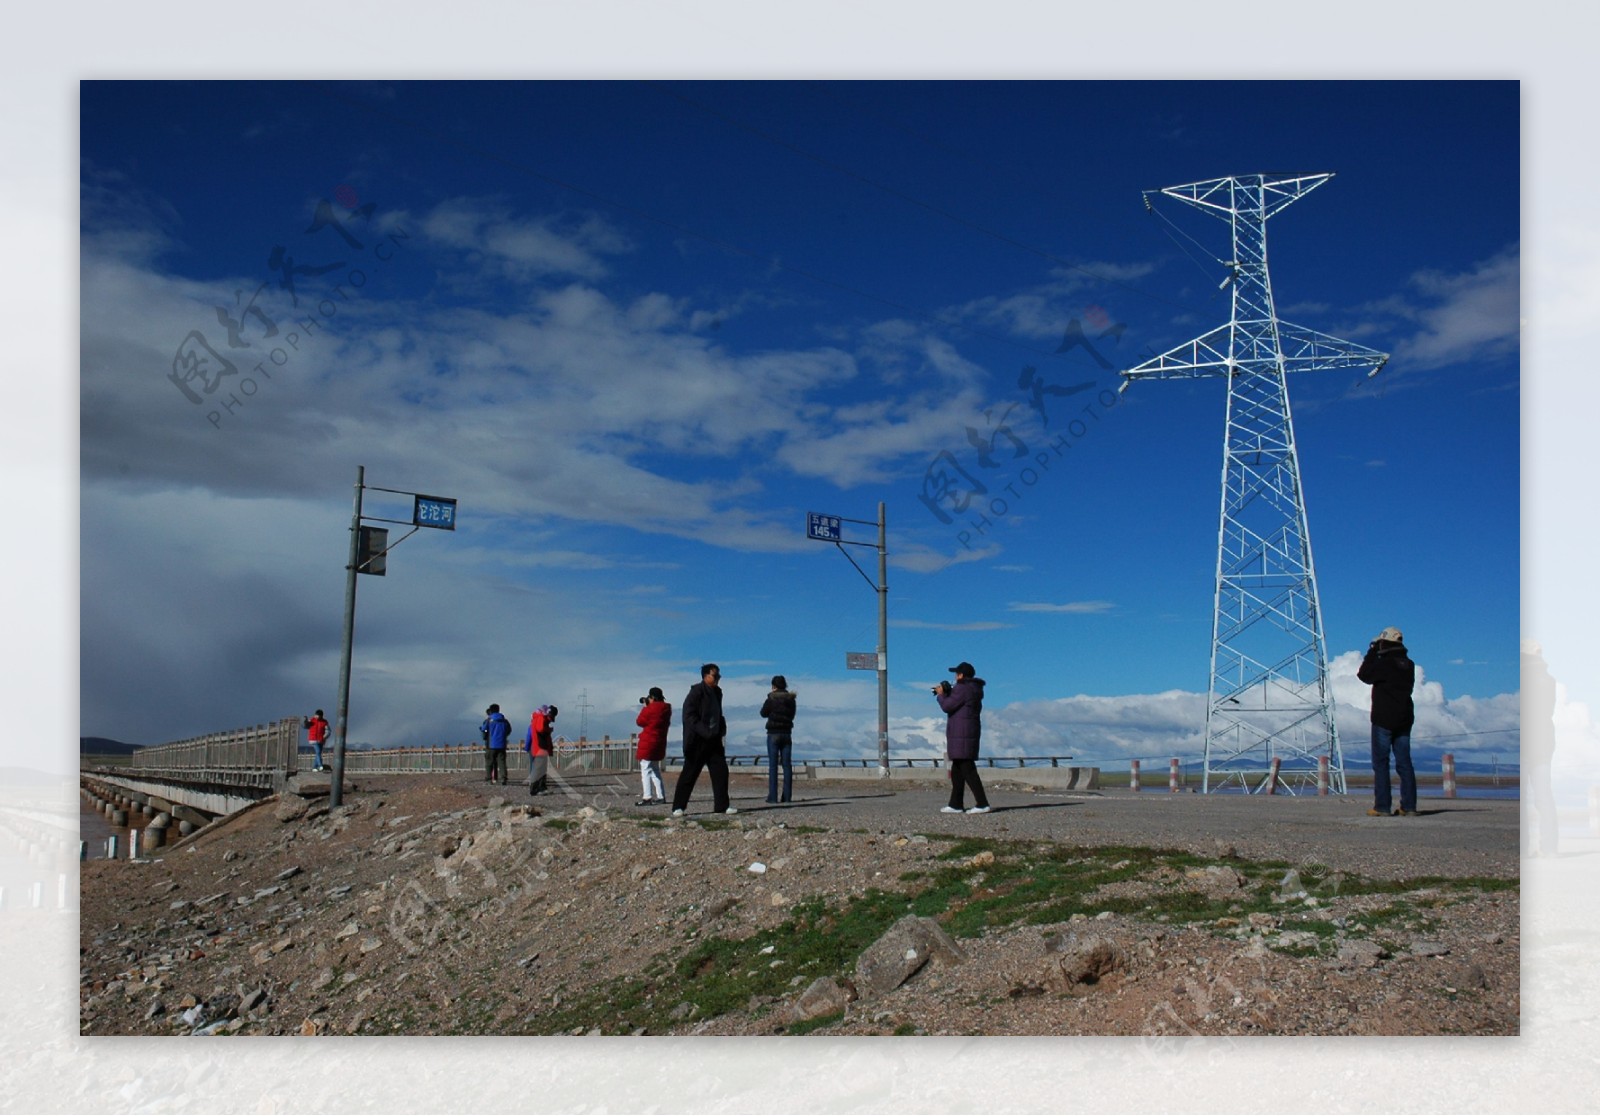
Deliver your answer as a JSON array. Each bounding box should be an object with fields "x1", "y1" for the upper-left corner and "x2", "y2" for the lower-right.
[
  {"x1": 480, "y1": 703, "x2": 512, "y2": 786},
  {"x1": 935, "y1": 662, "x2": 991, "y2": 814}
]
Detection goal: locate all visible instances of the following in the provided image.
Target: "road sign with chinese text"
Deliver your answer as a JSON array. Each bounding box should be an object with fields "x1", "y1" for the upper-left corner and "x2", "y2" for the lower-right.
[
  {"x1": 807, "y1": 512, "x2": 842, "y2": 541},
  {"x1": 414, "y1": 495, "x2": 457, "y2": 530}
]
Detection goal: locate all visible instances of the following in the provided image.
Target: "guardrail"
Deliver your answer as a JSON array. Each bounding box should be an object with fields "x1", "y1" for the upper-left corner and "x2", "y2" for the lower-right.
[
  {"x1": 667, "y1": 754, "x2": 1076, "y2": 769},
  {"x1": 338, "y1": 740, "x2": 637, "y2": 775},
  {"x1": 101, "y1": 718, "x2": 302, "y2": 788}
]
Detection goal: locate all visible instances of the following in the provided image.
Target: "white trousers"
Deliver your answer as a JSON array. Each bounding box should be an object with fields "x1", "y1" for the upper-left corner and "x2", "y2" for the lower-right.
[{"x1": 640, "y1": 759, "x2": 665, "y2": 800}]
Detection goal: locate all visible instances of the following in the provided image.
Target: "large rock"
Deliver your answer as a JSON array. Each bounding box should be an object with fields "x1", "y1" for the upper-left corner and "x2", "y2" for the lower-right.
[
  {"x1": 854, "y1": 915, "x2": 967, "y2": 998},
  {"x1": 274, "y1": 795, "x2": 310, "y2": 823}
]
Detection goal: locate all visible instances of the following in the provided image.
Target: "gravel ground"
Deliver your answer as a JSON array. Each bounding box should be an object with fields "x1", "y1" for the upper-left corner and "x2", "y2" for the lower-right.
[{"x1": 77, "y1": 773, "x2": 1518, "y2": 1037}]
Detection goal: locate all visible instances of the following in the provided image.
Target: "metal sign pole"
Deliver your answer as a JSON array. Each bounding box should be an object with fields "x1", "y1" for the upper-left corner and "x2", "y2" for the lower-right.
[{"x1": 330, "y1": 465, "x2": 364, "y2": 808}]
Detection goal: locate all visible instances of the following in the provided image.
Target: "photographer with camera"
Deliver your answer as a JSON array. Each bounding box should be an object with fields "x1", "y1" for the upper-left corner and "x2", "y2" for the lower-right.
[
  {"x1": 935, "y1": 662, "x2": 992, "y2": 814},
  {"x1": 635, "y1": 687, "x2": 671, "y2": 806},
  {"x1": 1357, "y1": 626, "x2": 1417, "y2": 817}
]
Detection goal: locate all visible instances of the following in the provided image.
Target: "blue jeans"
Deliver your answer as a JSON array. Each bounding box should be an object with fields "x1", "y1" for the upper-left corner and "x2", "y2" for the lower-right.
[
  {"x1": 1371, "y1": 725, "x2": 1415, "y2": 813},
  {"x1": 312, "y1": 742, "x2": 325, "y2": 769},
  {"x1": 766, "y1": 734, "x2": 793, "y2": 802}
]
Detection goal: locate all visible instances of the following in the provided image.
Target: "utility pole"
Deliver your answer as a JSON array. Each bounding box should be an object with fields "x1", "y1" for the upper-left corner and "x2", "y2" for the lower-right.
[{"x1": 330, "y1": 466, "x2": 364, "y2": 808}]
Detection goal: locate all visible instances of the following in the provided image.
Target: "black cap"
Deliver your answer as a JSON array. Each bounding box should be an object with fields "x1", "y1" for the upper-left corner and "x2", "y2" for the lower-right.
[{"x1": 947, "y1": 662, "x2": 975, "y2": 677}]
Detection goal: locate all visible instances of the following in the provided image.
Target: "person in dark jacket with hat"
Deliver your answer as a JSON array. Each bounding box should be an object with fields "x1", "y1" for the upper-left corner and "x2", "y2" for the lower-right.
[
  {"x1": 760, "y1": 675, "x2": 797, "y2": 804},
  {"x1": 935, "y1": 662, "x2": 991, "y2": 814},
  {"x1": 1357, "y1": 626, "x2": 1417, "y2": 816}
]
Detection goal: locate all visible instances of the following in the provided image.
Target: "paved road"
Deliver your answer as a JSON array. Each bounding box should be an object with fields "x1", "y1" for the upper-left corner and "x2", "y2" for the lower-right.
[{"x1": 540, "y1": 770, "x2": 1519, "y2": 881}]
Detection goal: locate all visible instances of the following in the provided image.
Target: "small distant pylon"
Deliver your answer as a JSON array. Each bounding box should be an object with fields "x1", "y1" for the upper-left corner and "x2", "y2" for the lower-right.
[
  {"x1": 575, "y1": 689, "x2": 591, "y2": 742},
  {"x1": 1121, "y1": 173, "x2": 1389, "y2": 795}
]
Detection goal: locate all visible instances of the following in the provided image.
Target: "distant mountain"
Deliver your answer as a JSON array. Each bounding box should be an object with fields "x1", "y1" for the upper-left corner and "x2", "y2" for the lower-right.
[{"x1": 81, "y1": 737, "x2": 144, "y2": 756}]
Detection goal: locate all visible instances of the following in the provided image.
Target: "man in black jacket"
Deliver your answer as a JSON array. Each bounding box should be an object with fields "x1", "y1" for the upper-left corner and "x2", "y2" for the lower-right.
[
  {"x1": 1357, "y1": 626, "x2": 1417, "y2": 816},
  {"x1": 670, "y1": 663, "x2": 736, "y2": 816}
]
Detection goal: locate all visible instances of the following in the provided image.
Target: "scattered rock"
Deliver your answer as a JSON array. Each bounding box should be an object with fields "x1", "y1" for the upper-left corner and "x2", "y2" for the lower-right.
[
  {"x1": 748, "y1": 862, "x2": 767, "y2": 874},
  {"x1": 1410, "y1": 940, "x2": 1451, "y2": 958},
  {"x1": 1041, "y1": 932, "x2": 1127, "y2": 988},
  {"x1": 630, "y1": 864, "x2": 655, "y2": 881},
  {"x1": 241, "y1": 989, "x2": 267, "y2": 1013},
  {"x1": 790, "y1": 976, "x2": 858, "y2": 1022},
  {"x1": 1277, "y1": 869, "x2": 1305, "y2": 899},
  {"x1": 699, "y1": 897, "x2": 737, "y2": 925},
  {"x1": 1335, "y1": 940, "x2": 1386, "y2": 970},
  {"x1": 273, "y1": 796, "x2": 310, "y2": 823},
  {"x1": 669, "y1": 1002, "x2": 698, "y2": 1021},
  {"x1": 969, "y1": 851, "x2": 996, "y2": 868},
  {"x1": 274, "y1": 866, "x2": 303, "y2": 882},
  {"x1": 143, "y1": 998, "x2": 165, "y2": 1020}
]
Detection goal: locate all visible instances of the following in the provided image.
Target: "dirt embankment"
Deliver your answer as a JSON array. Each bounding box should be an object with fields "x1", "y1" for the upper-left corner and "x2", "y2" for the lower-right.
[{"x1": 78, "y1": 776, "x2": 1519, "y2": 1037}]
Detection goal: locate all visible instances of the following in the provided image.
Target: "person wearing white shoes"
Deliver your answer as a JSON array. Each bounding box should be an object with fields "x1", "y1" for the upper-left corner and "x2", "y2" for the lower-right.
[{"x1": 935, "y1": 661, "x2": 991, "y2": 815}]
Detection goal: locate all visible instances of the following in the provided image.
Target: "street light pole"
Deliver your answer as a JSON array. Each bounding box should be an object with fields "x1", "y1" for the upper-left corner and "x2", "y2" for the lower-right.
[
  {"x1": 876, "y1": 501, "x2": 889, "y2": 777},
  {"x1": 330, "y1": 465, "x2": 364, "y2": 808}
]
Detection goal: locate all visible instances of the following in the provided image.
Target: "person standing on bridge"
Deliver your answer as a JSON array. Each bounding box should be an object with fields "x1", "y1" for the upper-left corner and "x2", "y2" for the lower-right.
[
  {"x1": 303, "y1": 709, "x2": 330, "y2": 773},
  {"x1": 1358, "y1": 626, "x2": 1417, "y2": 817},
  {"x1": 936, "y1": 662, "x2": 991, "y2": 814},
  {"x1": 526, "y1": 705, "x2": 557, "y2": 795},
  {"x1": 480, "y1": 704, "x2": 512, "y2": 786},
  {"x1": 761, "y1": 675, "x2": 797, "y2": 804},
  {"x1": 635, "y1": 687, "x2": 671, "y2": 805},
  {"x1": 670, "y1": 663, "x2": 736, "y2": 816}
]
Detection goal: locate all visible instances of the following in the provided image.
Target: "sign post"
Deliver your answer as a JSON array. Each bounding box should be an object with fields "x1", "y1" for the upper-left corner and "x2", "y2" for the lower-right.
[
  {"x1": 808, "y1": 504, "x2": 890, "y2": 776},
  {"x1": 331, "y1": 467, "x2": 457, "y2": 807}
]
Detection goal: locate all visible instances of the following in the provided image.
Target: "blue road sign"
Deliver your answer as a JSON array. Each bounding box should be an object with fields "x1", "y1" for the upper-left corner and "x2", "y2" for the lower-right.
[
  {"x1": 414, "y1": 495, "x2": 457, "y2": 531},
  {"x1": 807, "y1": 512, "x2": 842, "y2": 542}
]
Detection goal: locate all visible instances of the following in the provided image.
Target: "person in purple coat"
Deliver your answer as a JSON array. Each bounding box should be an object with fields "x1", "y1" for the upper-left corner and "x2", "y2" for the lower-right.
[{"x1": 935, "y1": 661, "x2": 991, "y2": 814}]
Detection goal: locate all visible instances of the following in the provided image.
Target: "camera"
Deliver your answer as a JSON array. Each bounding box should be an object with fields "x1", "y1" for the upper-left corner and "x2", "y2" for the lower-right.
[
  {"x1": 639, "y1": 696, "x2": 651, "y2": 705},
  {"x1": 932, "y1": 681, "x2": 951, "y2": 696}
]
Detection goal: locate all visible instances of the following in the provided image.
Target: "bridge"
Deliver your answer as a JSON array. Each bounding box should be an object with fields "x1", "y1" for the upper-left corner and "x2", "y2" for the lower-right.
[{"x1": 80, "y1": 717, "x2": 1101, "y2": 853}]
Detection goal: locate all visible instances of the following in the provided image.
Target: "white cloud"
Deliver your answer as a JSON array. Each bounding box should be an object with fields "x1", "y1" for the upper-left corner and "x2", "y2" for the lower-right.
[
  {"x1": 1008, "y1": 600, "x2": 1115, "y2": 614},
  {"x1": 1391, "y1": 245, "x2": 1520, "y2": 371},
  {"x1": 418, "y1": 198, "x2": 631, "y2": 280}
]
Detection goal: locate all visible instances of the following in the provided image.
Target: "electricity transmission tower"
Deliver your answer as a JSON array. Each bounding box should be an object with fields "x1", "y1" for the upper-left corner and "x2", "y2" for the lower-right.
[{"x1": 1120, "y1": 173, "x2": 1388, "y2": 794}]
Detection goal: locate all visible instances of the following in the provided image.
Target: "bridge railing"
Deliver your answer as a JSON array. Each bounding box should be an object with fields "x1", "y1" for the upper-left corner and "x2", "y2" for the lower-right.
[
  {"x1": 669, "y1": 754, "x2": 1076, "y2": 769},
  {"x1": 340, "y1": 738, "x2": 637, "y2": 775},
  {"x1": 119, "y1": 718, "x2": 302, "y2": 786}
]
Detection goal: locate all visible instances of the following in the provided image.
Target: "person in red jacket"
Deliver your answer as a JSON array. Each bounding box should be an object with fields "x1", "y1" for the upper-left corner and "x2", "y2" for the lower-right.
[
  {"x1": 635, "y1": 687, "x2": 672, "y2": 806},
  {"x1": 524, "y1": 704, "x2": 558, "y2": 795},
  {"x1": 303, "y1": 710, "x2": 330, "y2": 772}
]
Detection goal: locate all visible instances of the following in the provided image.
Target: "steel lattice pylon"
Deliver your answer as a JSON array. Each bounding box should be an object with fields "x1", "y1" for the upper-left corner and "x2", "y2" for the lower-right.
[{"x1": 1121, "y1": 173, "x2": 1388, "y2": 795}]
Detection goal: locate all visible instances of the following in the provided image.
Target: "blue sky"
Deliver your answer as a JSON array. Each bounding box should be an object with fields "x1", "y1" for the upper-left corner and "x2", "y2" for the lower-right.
[{"x1": 79, "y1": 79, "x2": 1521, "y2": 765}]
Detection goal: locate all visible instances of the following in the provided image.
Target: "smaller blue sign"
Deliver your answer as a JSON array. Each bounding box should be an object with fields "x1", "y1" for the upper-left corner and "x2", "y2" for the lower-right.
[
  {"x1": 414, "y1": 495, "x2": 458, "y2": 531},
  {"x1": 807, "y1": 512, "x2": 842, "y2": 542}
]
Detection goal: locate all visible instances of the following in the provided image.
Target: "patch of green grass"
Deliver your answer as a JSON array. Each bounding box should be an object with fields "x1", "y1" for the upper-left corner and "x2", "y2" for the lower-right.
[
  {"x1": 785, "y1": 1011, "x2": 843, "y2": 1035},
  {"x1": 542, "y1": 818, "x2": 576, "y2": 831},
  {"x1": 508, "y1": 833, "x2": 1515, "y2": 1036}
]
